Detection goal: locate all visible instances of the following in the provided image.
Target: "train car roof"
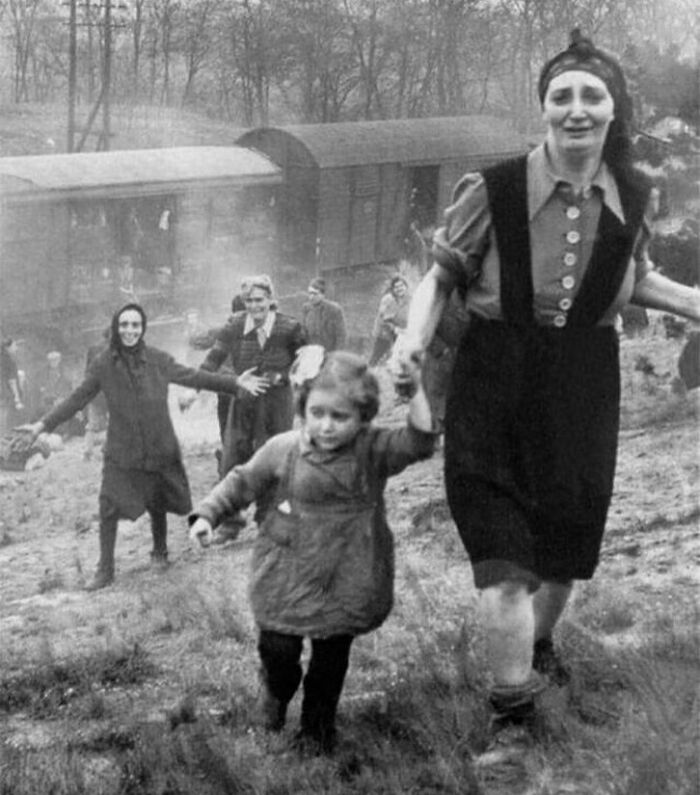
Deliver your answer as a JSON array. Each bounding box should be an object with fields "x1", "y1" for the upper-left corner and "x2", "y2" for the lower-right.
[
  {"x1": 0, "y1": 146, "x2": 281, "y2": 200},
  {"x1": 237, "y1": 116, "x2": 527, "y2": 168}
]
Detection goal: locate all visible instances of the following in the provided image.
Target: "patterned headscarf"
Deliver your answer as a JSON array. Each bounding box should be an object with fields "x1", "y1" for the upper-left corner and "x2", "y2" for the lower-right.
[{"x1": 538, "y1": 29, "x2": 632, "y2": 124}]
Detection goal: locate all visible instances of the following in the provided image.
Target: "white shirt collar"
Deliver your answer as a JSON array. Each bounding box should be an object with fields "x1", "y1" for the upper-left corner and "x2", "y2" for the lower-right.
[
  {"x1": 527, "y1": 143, "x2": 625, "y2": 224},
  {"x1": 243, "y1": 310, "x2": 276, "y2": 338}
]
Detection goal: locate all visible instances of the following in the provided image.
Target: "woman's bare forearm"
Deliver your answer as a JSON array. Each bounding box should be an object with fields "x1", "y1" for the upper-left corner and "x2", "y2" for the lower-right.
[{"x1": 405, "y1": 265, "x2": 454, "y2": 351}]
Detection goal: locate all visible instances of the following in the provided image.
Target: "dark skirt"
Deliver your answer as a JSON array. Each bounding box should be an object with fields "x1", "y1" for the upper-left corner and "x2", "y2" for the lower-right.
[
  {"x1": 99, "y1": 460, "x2": 192, "y2": 521},
  {"x1": 220, "y1": 384, "x2": 295, "y2": 476},
  {"x1": 444, "y1": 317, "x2": 620, "y2": 585}
]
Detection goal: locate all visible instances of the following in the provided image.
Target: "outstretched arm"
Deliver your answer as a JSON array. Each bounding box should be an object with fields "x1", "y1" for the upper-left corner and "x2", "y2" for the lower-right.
[
  {"x1": 189, "y1": 435, "x2": 286, "y2": 528},
  {"x1": 167, "y1": 358, "x2": 269, "y2": 396},
  {"x1": 28, "y1": 371, "x2": 101, "y2": 439},
  {"x1": 632, "y1": 271, "x2": 700, "y2": 322},
  {"x1": 406, "y1": 359, "x2": 432, "y2": 433}
]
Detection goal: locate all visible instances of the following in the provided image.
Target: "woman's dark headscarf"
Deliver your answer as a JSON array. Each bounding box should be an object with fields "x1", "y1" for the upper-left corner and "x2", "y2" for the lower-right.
[
  {"x1": 538, "y1": 29, "x2": 635, "y2": 177},
  {"x1": 110, "y1": 303, "x2": 147, "y2": 354}
]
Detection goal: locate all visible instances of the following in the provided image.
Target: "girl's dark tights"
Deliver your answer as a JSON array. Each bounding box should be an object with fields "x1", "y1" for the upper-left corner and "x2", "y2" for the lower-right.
[{"x1": 258, "y1": 630, "x2": 353, "y2": 744}]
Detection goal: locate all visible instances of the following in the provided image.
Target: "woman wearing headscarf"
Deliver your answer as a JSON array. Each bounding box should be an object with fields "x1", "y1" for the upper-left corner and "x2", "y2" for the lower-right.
[
  {"x1": 396, "y1": 30, "x2": 700, "y2": 757},
  {"x1": 22, "y1": 303, "x2": 266, "y2": 590}
]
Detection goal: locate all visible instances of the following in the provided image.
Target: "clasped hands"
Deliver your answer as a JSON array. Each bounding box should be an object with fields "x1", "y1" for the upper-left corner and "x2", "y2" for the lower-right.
[{"x1": 387, "y1": 334, "x2": 424, "y2": 397}]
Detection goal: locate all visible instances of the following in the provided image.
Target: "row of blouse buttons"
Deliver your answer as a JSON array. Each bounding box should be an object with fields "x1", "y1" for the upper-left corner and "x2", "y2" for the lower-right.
[{"x1": 553, "y1": 204, "x2": 582, "y2": 328}]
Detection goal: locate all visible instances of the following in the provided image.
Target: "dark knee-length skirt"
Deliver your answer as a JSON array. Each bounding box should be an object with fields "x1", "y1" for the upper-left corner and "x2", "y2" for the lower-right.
[
  {"x1": 99, "y1": 460, "x2": 192, "y2": 521},
  {"x1": 444, "y1": 317, "x2": 620, "y2": 586}
]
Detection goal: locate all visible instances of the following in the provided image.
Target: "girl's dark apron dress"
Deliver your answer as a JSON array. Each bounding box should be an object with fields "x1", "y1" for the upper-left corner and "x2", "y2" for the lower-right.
[
  {"x1": 250, "y1": 439, "x2": 394, "y2": 639},
  {"x1": 444, "y1": 157, "x2": 649, "y2": 588}
]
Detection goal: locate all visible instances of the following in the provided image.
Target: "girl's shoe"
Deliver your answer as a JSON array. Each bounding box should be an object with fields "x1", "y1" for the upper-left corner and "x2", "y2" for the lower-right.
[
  {"x1": 260, "y1": 690, "x2": 287, "y2": 733},
  {"x1": 291, "y1": 726, "x2": 336, "y2": 756}
]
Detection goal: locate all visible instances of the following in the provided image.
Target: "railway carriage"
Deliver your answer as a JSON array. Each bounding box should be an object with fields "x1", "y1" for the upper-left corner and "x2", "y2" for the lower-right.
[
  {"x1": 237, "y1": 115, "x2": 527, "y2": 333},
  {"x1": 237, "y1": 116, "x2": 526, "y2": 276},
  {"x1": 0, "y1": 147, "x2": 281, "y2": 343},
  {"x1": 0, "y1": 116, "x2": 528, "y2": 350}
]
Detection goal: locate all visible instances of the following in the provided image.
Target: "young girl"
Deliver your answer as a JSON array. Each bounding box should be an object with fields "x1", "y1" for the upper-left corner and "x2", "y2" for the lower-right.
[{"x1": 189, "y1": 349, "x2": 435, "y2": 752}]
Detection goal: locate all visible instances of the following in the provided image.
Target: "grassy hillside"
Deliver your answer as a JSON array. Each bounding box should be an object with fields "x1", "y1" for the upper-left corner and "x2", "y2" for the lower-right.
[{"x1": 0, "y1": 331, "x2": 698, "y2": 794}]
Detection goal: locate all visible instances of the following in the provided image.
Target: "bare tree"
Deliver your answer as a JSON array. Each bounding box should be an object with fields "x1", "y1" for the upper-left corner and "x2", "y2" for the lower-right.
[
  {"x1": 8, "y1": 0, "x2": 43, "y2": 101},
  {"x1": 151, "y1": 0, "x2": 180, "y2": 105},
  {"x1": 274, "y1": 0, "x2": 357, "y2": 122},
  {"x1": 180, "y1": 0, "x2": 221, "y2": 106}
]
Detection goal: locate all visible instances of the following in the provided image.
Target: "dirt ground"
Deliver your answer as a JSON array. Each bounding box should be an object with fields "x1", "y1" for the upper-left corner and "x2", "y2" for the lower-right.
[{"x1": 0, "y1": 332, "x2": 698, "y2": 785}]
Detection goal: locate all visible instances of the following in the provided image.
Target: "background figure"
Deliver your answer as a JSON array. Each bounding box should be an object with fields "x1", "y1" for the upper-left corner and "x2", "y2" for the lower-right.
[
  {"x1": 83, "y1": 328, "x2": 110, "y2": 459},
  {"x1": 0, "y1": 338, "x2": 24, "y2": 434},
  {"x1": 301, "y1": 277, "x2": 347, "y2": 352},
  {"x1": 185, "y1": 293, "x2": 248, "y2": 445},
  {"x1": 200, "y1": 275, "x2": 307, "y2": 541},
  {"x1": 369, "y1": 276, "x2": 410, "y2": 366},
  {"x1": 116, "y1": 255, "x2": 138, "y2": 304},
  {"x1": 189, "y1": 350, "x2": 434, "y2": 753},
  {"x1": 397, "y1": 29, "x2": 700, "y2": 765},
  {"x1": 21, "y1": 303, "x2": 256, "y2": 590},
  {"x1": 35, "y1": 351, "x2": 84, "y2": 439}
]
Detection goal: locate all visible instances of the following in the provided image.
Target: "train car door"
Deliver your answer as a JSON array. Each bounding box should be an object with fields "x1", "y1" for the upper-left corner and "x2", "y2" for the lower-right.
[
  {"x1": 409, "y1": 165, "x2": 439, "y2": 230},
  {"x1": 348, "y1": 166, "x2": 380, "y2": 267}
]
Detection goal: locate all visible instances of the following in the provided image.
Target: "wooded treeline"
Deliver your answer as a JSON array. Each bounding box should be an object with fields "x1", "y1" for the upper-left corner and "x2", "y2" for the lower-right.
[{"x1": 1, "y1": 0, "x2": 698, "y2": 132}]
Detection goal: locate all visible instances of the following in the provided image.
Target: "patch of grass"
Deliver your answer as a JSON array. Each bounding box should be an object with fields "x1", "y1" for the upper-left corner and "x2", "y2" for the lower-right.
[
  {"x1": 0, "y1": 643, "x2": 155, "y2": 717},
  {"x1": 37, "y1": 568, "x2": 65, "y2": 594},
  {"x1": 1, "y1": 616, "x2": 697, "y2": 795},
  {"x1": 0, "y1": 747, "x2": 100, "y2": 795},
  {"x1": 607, "y1": 639, "x2": 699, "y2": 794},
  {"x1": 143, "y1": 579, "x2": 249, "y2": 642}
]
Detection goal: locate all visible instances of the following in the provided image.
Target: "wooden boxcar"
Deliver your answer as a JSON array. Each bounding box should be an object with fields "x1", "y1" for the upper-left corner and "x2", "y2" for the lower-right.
[
  {"x1": 0, "y1": 147, "x2": 281, "y2": 342},
  {"x1": 237, "y1": 116, "x2": 528, "y2": 282}
]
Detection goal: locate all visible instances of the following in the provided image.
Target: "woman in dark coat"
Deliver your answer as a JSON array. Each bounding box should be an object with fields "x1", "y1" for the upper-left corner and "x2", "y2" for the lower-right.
[
  {"x1": 396, "y1": 30, "x2": 700, "y2": 760},
  {"x1": 23, "y1": 303, "x2": 266, "y2": 590}
]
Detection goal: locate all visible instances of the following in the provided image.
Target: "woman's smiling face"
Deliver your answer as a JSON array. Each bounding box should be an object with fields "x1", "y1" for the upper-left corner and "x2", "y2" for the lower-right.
[
  {"x1": 542, "y1": 70, "x2": 615, "y2": 158},
  {"x1": 118, "y1": 309, "x2": 143, "y2": 347}
]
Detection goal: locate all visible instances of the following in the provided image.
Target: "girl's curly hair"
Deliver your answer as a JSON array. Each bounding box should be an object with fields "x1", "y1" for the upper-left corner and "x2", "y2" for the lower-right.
[{"x1": 295, "y1": 351, "x2": 380, "y2": 423}]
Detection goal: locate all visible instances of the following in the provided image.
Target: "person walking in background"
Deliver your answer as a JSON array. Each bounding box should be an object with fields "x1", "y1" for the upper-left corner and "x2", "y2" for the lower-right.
[
  {"x1": 369, "y1": 275, "x2": 410, "y2": 366},
  {"x1": 34, "y1": 351, "x2": 83, "y2": 439},
  {"x1": 0, "y1": 338, "x2": 24, "y2": 434},
  {"x1": 395, "y1": 29, "x2": 700, "y2": 763},
  {"x1": 200, "y1": 275, "x2": 307, "y2": 541},
  {"x1": 301, "y1": 277, "x2": 347, "y2": 352},
  {"x1": 189, "y1": 350, "x2": 435, "y2": 753},
  {"x1": 83, "y1": 327, "x2": 110, "y2": 460},
  {"x1": 20, "y1": 303, "x2": 264, "y2": 590},
  {"x1": 187, "y1": 278, "x2": 254, "y2": 444}
]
